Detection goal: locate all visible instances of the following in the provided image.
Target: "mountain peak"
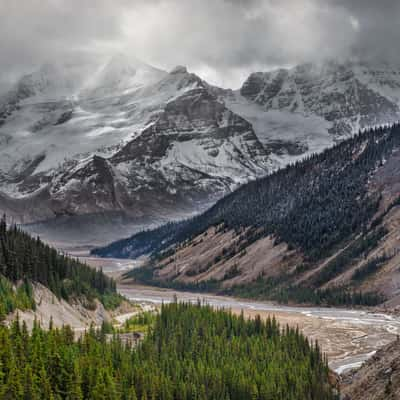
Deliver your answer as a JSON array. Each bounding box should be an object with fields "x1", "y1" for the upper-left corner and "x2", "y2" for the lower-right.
[
  {"x1": 80, "y1": 54, "x2": 167, "y2": 98},
  {"x1": 170, "y1": 65, "x2": 188, "y2": 75},
  {"x1": 13, "y1": 62, "x2": 80, "y2": 100},
  {"x1": 104, "y1": 53, "x2": 152, "y2": 73}
]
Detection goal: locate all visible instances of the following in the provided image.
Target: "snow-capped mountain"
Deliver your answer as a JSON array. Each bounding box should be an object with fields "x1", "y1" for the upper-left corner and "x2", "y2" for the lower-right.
[
  {"x1": 1, "y1": 56, "x2": 400, "y2": 246},
  {"x1": 0, "y1": 56, "x2": 271, "y2": 243},
  {"x1": 238, "y1": 60, "x2": 400, "y2": 137},
  {"x1": 48, "y1": 71, "x2": 270, "y2": 219},
  {"x1": 81, "y1": 54, "x2": 167, "y2": 98}
]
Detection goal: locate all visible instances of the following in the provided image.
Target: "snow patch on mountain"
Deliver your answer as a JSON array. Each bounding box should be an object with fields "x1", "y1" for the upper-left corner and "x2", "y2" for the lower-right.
[
  {"x1": 239, "y1": 60, "x2": 400, "y2": 138},
  {"x1": 223, "y1": 92, "x2": 333, "y2": 166}
]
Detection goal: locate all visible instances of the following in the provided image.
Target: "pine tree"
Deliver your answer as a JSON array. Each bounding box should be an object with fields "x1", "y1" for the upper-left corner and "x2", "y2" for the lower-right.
[
  {"x1": 3, "y1": 360, "x2": 23, "y2": 399},
  {"x1": 23, "y1": 365, "x2": 41, "y2": 400},
  {"x1": 0, "y1": 302, "x2": 336, "y2": 400},
  {"x1": 65, "y1": 362, "x2": 83, "y2": 400},
  {"x1": 126, "y1": 387, "x2": 138, "y2": 400}
]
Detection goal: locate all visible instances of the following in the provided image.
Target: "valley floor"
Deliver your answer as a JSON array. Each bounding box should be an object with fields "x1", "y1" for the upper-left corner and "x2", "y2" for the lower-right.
[
  {"x1": 75, "y1": 254, "x2": 400, "y2": 375},
  {"x1": 117, "y1": 283, "x2": 400, "y2": 375}
]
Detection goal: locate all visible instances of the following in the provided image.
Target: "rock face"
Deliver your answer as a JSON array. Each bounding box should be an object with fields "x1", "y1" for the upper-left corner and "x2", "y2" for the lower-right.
[
  {"x1": 239, "y1": 60, "x2": 400, "y2": 137},
  {"x1": 1, "y1": 57, "x2": 400, "y2": 245},
  {"x1": 0, "y1": 56, "x2": 271, "y2": 245},
  {"x1": 341, "y1": 339, "x2": 400, "y2": 400},
  {"x1": 45, "y1": 84, "x2": 269, "y2": 221}
]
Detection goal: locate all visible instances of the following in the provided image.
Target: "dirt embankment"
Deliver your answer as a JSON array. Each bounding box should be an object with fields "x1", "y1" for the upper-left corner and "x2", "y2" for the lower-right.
[{"x1": 5, "y1": 282, "x2": 137, "y2": 331}]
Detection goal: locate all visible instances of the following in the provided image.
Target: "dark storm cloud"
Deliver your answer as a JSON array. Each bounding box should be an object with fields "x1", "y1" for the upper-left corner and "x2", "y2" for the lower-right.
[
  {"x1": 331, "y1": 0, "x2": 400, "y2": 63},
  {"x1": 0, "y1": 0, "x2": 130, "y2": 88},
  {"x1": 0, "y1": 0, "x2": 399, "y2": 89}
]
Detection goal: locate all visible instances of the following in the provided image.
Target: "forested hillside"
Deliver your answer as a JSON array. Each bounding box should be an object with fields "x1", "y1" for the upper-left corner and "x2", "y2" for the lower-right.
[
  {"x1": 0, "y1": 302, "x2": 336, "y2": 399},
  {"x1": 0, "y1": 216, "x2": 119, "y2": 318},
  {"x1": 95, "y1": 123, "x2": 400, "y2": 306}
]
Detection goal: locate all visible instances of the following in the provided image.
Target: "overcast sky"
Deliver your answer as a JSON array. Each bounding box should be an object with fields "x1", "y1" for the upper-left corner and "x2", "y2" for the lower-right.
[{"x1": 1, "y1": 0, "x2": 400, "y2": 89}]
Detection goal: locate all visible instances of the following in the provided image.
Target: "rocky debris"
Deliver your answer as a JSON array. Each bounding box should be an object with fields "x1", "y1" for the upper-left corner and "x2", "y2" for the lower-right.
[
  {"x1": 341, "y1": 339, "x2": 400, "y2": 400},
  {"x1": 5, "y1": 281, "x2": 140, "y2": 336},
  {"x1": 5, "y1": 282, "x2": 110, "y2": 331}
]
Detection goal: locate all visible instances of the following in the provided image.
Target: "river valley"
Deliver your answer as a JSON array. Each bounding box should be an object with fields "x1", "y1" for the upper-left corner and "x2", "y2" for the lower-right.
[{"x1": 79, "y1": 255, "x2": 400, "y2": 375}]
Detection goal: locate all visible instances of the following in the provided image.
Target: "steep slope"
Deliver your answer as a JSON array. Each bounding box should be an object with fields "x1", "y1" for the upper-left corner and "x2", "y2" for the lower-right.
[
  {"x1": 95, "y1": 124, "x2": 400, "y2": 306},
  {"x1": 211, "y1": 60, "x2": 400, "y2": 169},
  {"x1": 0, "y1": 216, "x2": 122, "y2": 322},
  {"x1": 239, "y1": 60, "x2": 400, "y2": 137},
  {"x1": 341, "y1": 338, "x2": 400, "y2": 399},
  {"x1": 81, "y1": 53, "x2": 167, "y2": 98},
  {"x1": 5, "y1": 282, "x2": 112, "y2": 331},
  {"x1": 46, "y1": 71, "x2": 270, "y2": 219}
]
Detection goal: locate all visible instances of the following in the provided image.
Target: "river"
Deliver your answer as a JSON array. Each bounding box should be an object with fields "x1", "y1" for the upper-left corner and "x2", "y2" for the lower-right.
[{"x1": 80, "y1": 255, "x2": 400, "y2": 375}]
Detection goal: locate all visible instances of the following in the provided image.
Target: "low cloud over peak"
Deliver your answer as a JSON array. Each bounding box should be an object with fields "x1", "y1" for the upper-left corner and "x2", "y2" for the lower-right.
[{"x1": 1, "y1": 0, "x2": 400, "y2": 89}]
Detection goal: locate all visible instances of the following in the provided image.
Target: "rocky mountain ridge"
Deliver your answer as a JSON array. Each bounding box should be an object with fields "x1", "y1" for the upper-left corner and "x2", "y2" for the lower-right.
[
  {"x1": 2, "y1": 56, "x2": 400, "y2": 246},
  {"x1": 239, "y1": 60, "x2": 400, "y2": 136},
  {"x1": 0, "y1": 59, "x2": 272, "y2": 248}
]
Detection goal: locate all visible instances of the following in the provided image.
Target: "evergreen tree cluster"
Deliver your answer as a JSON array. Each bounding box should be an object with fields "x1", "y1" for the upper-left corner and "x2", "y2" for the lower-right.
[
  {"x1": 0, "y1": 302, "x2": 336, "y2": 400},
  {"x1": 94, "y1": 123, "x2": 400, "y2": 263},
  {"x1": 225, "y1": 277, "x2": 385, "y2": 307},
  {"x1": 0, "y1": 217, "x2": 119, "y2": 316},
  {"x1": 351, "y1": 255, "x2": 390, "y2": 282},
  {"x1": 0, "y1": 275, "x2": 35, "y2": 318},
  {"x1": 94, "y1": 124, "x2": 400, "y2": 306}
]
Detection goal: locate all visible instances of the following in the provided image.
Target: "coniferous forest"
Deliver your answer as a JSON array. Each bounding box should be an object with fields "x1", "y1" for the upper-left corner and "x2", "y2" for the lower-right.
[
  {"x1": 95, "y1": 123, "x2": 400, "y2": 261},
  {"x1": 94, "y1": 123, "x2": 400, "y2": 306},
  {"x1": 0, "y1": 302, "x2": 336, "y2": 400},
  {"x1": 0, "y1": 216, "x2": 119, "y2": 318}
]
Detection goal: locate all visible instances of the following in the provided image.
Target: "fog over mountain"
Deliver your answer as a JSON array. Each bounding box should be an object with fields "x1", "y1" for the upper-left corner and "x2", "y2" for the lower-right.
[
  {"x1": 2, "y1": 3, "x2": 400, "y2": 397},
  {"x1": 1, "y1": 0, "x2": 400, "y2": 89}
]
